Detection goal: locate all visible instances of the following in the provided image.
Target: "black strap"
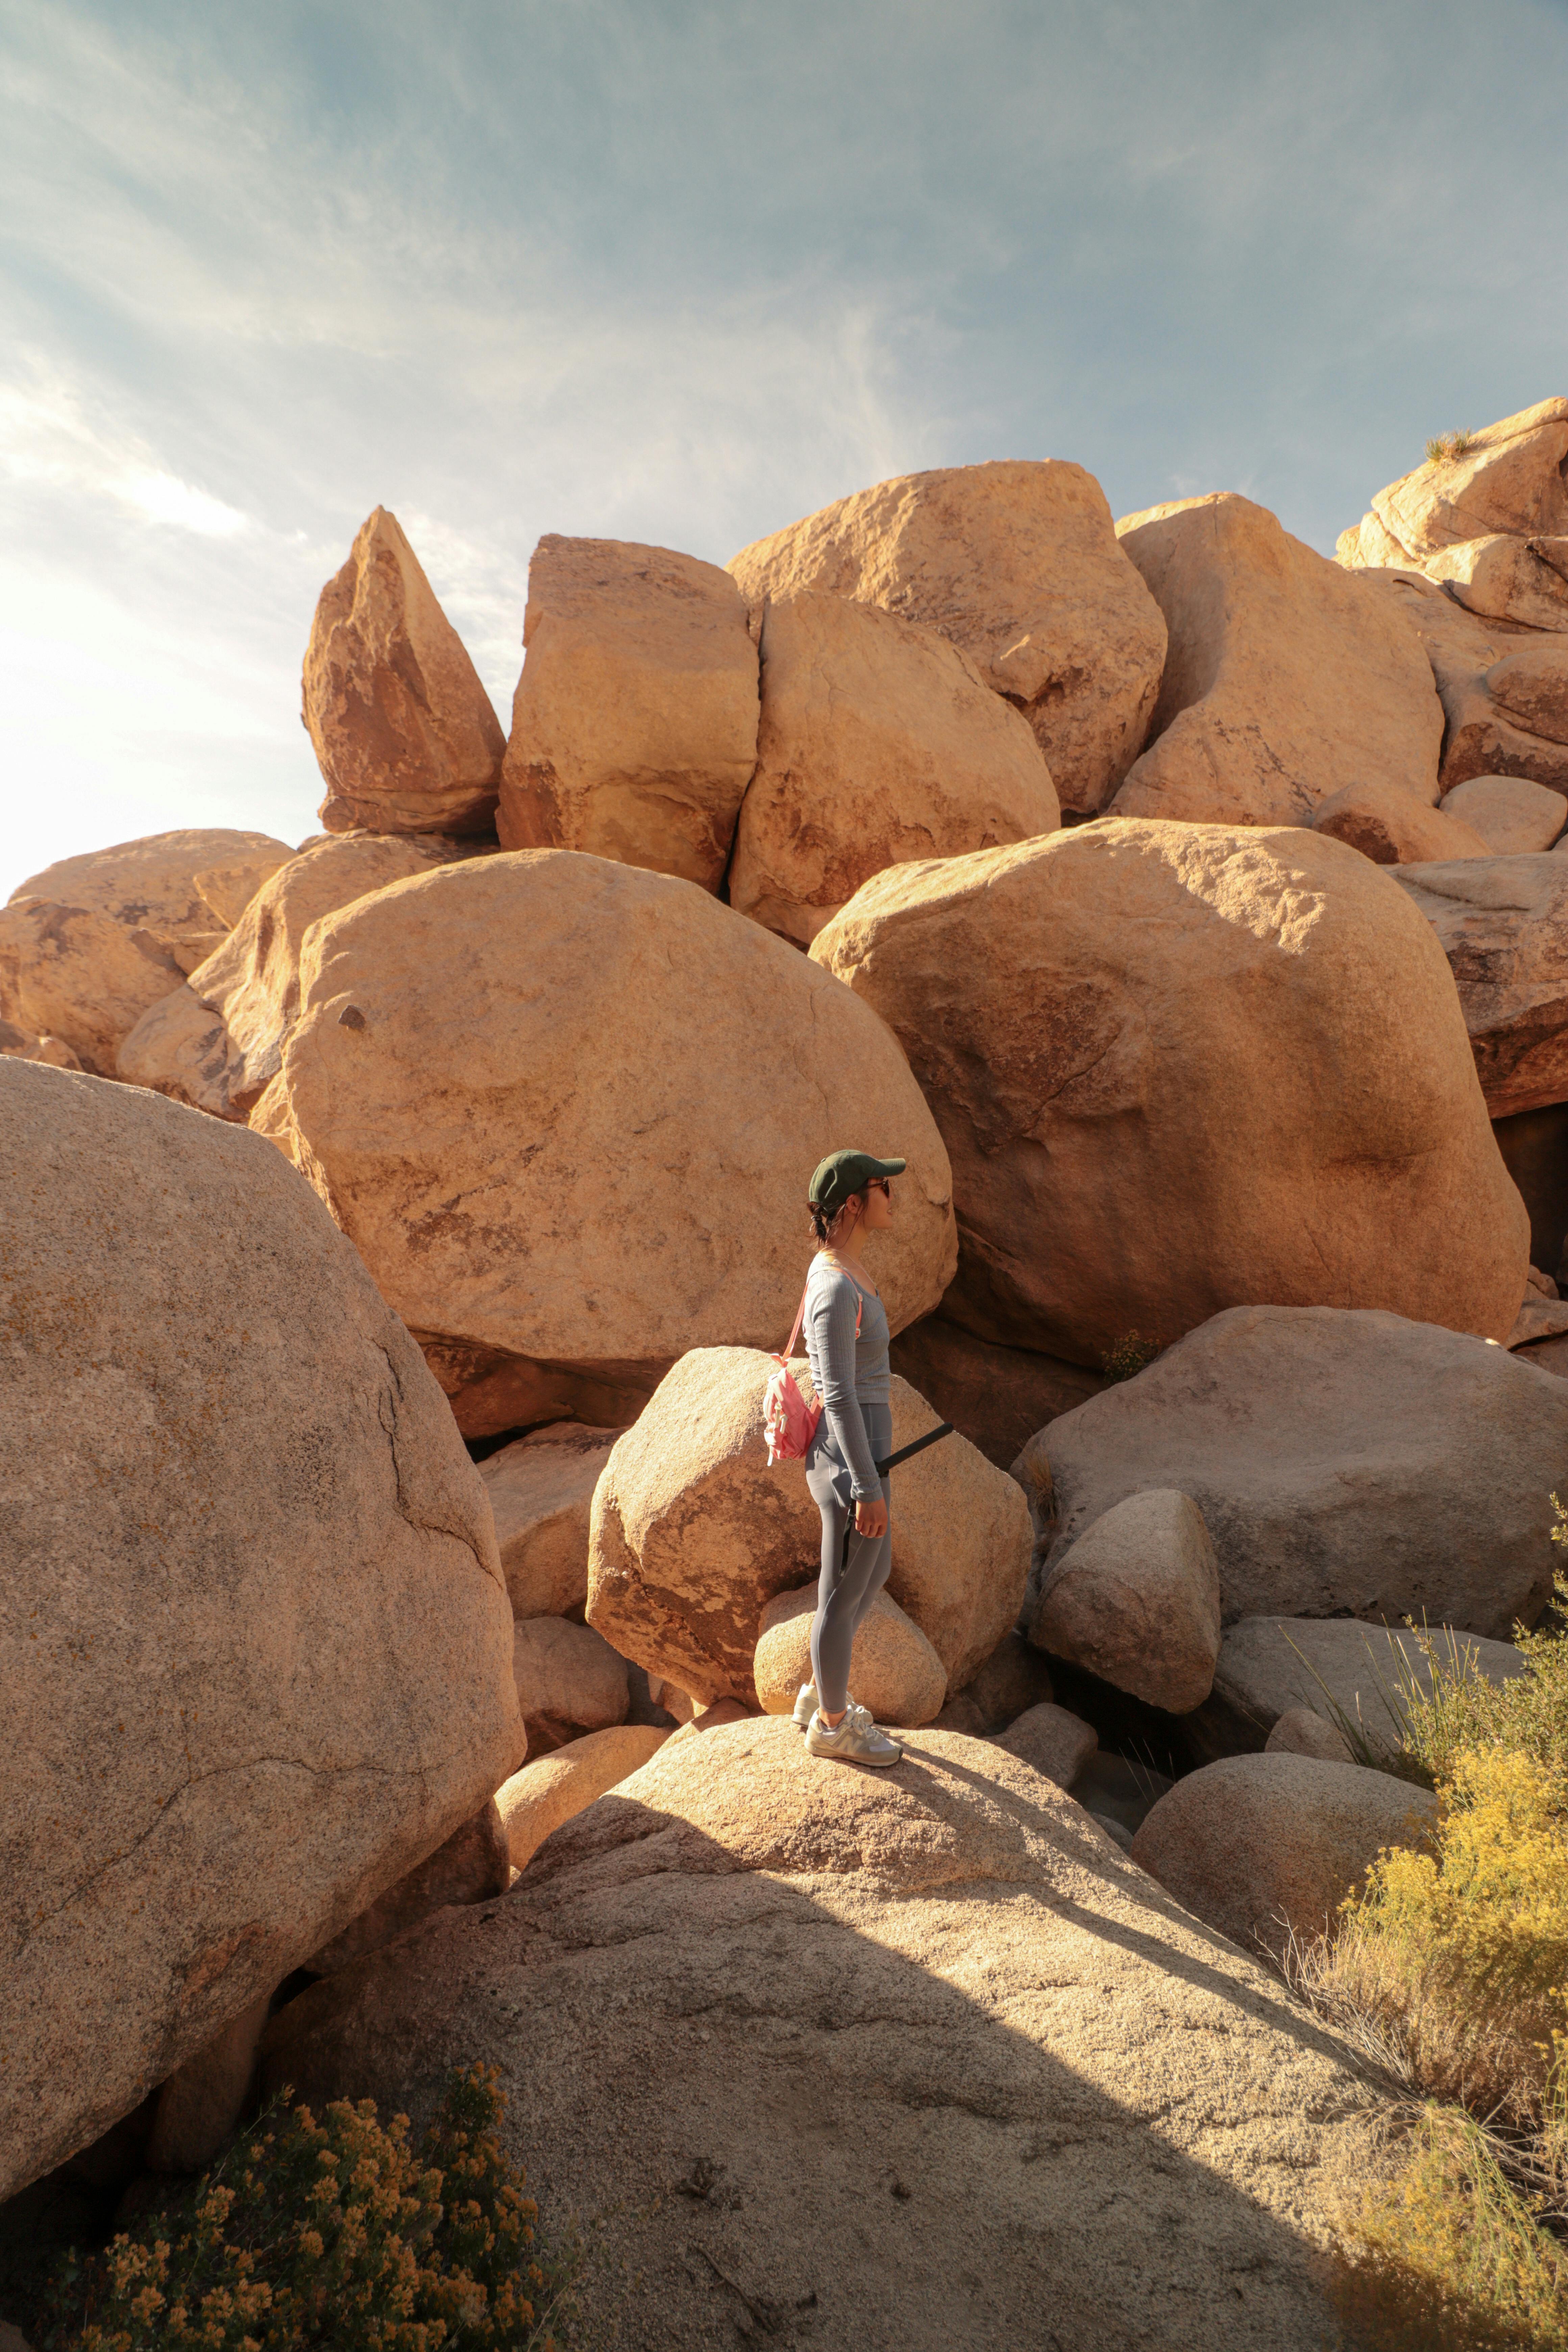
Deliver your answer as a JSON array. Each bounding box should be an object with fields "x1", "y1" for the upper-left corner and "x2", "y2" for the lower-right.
[{"x1": 874, "y1": 1421, "x2": 955, "y2": 1476}]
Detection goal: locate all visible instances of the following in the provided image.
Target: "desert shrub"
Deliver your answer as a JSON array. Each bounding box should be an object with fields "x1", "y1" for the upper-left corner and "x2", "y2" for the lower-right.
[
  {"x1": 1426, "y1": 429, "x2": 1478, "y2": 463},
  {"x1": 29, "y1": 2065, "x2": 572, "y2": 2352},
  {"x1": 1099, "y1": 1332, "x2": 1159, "y2": 1383}
]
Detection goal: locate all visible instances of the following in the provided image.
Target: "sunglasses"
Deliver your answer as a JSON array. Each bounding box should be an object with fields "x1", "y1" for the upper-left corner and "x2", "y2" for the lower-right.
[{"x1": 867, "y1": 1177, "x2": 892, "y2": 1197}]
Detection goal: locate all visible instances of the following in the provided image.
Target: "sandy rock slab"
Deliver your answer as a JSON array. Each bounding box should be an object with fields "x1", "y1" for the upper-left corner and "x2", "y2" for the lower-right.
[
  {"x1": 1190, "y1": 1616, "x2": 1525, "y2": 1767},
  {"x1": 268, "y1": 850, "x2": 955, "y2": 1437},
  {"x1": 587, "y1": 1347, "x2": 1031, "y2": 1707},
  {"x1": 304, "y1": 506, "x2": 504, "y2": 837},
  {"x1": 498, "y1": 534, "x2": 758, "y2": 891},
  {"x1": 813, "y1": 821, "x2": 1526, "y2": 1368},
  {"x1": 1394, "y1": 854, "x2": 1568, "y2": 1119},
  {"x1": 1024, "y1": 1305, "x2": 1566, "y2": 1638},
  {"x1": 257, "y1": 1720, "x2": 1380, "y2": 2352},
  {"x1": 729, "y1": 458, "x2": 1167, "y2": 816},
  {"x1": 730, "y1": 589, "x2": 1058, "y2": 947},
  {"x1": 477, "y1": 1421, "x2": 624, "y2": 1619},
  {"x1": 0, "y1": 1062, "x2": 522, "y2": 2201},
  {"x1": 492, "y1": 1725, "x2": 669, "y2": 1873},
  {"x1": 1109, "y1": 491, "x2": 1442, "y2": 827},
  {"x1": 1412, "y1": 532, "x2": 1568, "y2": 632}
]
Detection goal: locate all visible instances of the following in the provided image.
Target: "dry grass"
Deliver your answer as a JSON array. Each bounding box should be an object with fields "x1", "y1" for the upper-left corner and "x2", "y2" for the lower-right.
[{"x1": 1426, "y1": 428, "x2": 1479, "y2": 464}]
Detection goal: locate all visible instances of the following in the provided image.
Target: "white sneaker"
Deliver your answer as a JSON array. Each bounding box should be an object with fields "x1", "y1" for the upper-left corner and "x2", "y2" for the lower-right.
[
  {"x1": 792, "y1": 1681, "x2": 819, "y2": 1731},
  {"x1": 805, "y1": 1709, "x2": 903, "y2": 1766}
]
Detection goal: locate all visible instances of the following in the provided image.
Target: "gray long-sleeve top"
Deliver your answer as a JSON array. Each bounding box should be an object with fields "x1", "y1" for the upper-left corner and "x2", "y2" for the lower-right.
[{"x1": 804, "y1": 1253, "x2": 891, "y2": 1499}]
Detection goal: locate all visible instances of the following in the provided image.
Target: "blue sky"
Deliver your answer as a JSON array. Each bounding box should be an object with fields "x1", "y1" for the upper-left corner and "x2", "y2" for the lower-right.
[{"x1": 3, "y1": 0, "x2": 1566, "y2": 900}]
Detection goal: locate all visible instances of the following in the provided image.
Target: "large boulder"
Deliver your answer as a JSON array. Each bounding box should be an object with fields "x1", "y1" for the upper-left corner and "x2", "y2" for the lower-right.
[
  {"x1": 1393, "y1": 855, "x2": 1568, "y2": 1118},
  {"x1": 587, "y1": 1348, "x2": 1032, "y2": 1708},
  {"x1": 1029, "y1": 1489, "x2": 1221, "y2": 1715},
  {"x1": 1108, "y1": 494, "x2": 1443, "y2": 827},
  {"x1": 1190, "y1": 1616, "x2": 1526, "y2": 1767},
  {"x1": 264, "y1": 851, "x2": 955, "y2": 1436},
  {"x1": 1339, "y1": 398, "x2": 1568, "y2": 567},
  {"x1": 497, "y1": 535, "x2": 759, "y2": 890},
  {"x1": 811, "y1": 822, "x2": 1527, "y2": 1367},
  {"x1": 1364, "y1": 571, "x2": 1568, "y2": 797},
  {"x1": 0, "y1": 1062, "x2": 522, "y2": 2200},
  {"x1": 511, "y1": 1616, "x2": 630, "y2": 1753},
  {"x1": 888, "y1": 1313, "x2": 1104, "y2": 1470},
  {"x1": 753, "y1": 1583, "x2": 947, "y2": 1726},
  {"x1": 1310, "y1": 779, "x2": 1491, "y2": 865},
  {"x1": 728, "y1": 460, "x2": 1167, "y2": 816},
  {"x1": 476, "y1": 1422, "x2": 624, "y2": 1619},
  {"x1": 117, "y1": 835, "x2": 459, "y2": 1119},
  {"x1": 1024, "y1": 1305, "x2": 1568, "y2": 1637},
  {"x1": 256, "y1": 1719, "x2": 1381, "y2": 2352},
  {"x1": 730, "y1": 590, "x2": 1059, "y2": 946},
  {"x1": 1131, "y1": 1753, "x2": 1438, "y2": 1963},
  {"x1": 1416, "y1": 533, "x2": 1568, "y2": 632},
  {"x1": 308, "y1": 1803, "x2": 511, "y2": 1974},
  {"x1": 0, "y1": 829, "x2": 294, "y2": 1076},
  {"x1": 1440, "y1": 774, "x2": 1567, "y2": 854},
  {"x1": 303, "y1": 507, "x2": 505, "y2": 837}
]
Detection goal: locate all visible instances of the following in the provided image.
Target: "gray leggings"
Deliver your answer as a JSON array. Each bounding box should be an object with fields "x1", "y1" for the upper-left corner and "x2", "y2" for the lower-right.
[{"x1": 806, "y1": 1402, "x2": 892, "y2": 1715}]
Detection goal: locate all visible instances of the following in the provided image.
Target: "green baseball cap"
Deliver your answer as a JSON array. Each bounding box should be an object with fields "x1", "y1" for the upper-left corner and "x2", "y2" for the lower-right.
[{"x1": 808, "y1": 1149, "x2": 907, "y2": 1215}]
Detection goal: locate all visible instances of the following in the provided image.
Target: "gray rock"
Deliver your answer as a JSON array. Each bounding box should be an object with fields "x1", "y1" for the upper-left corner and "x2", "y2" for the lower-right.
[
  {"x1": 1190, "y1": 1615, "x2": 1526, "y2": 1766},
  {"x1": 512, "y1": 1616, "x2": 631, "y2": 1754},
  {"x1": 1030, "y1": 1488, "x2": 1220, "y2": 1713},
  {"x1": 1265, "y1": 1708, "x2": 1354, "y2": 1767},
  {"x1": 1070, "y1": 1750, "x2": 1175, "y2": 1837}
]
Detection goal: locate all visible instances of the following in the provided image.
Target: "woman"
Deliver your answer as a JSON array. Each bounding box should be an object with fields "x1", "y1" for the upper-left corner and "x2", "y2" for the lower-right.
[{"x1": 795, "y1": 1148, "x2": 907, "y2": 1766}]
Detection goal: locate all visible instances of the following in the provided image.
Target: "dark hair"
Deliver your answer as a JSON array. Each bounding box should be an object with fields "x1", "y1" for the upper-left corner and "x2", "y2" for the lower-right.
[{"x1": 809, "y1": 1196, "x2": 857, "y2": 1247}]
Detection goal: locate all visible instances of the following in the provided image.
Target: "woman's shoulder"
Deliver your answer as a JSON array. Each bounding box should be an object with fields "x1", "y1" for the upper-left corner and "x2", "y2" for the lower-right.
[{"x1": 807, "y1": 1253, "x2": 875, "y2": 1301}]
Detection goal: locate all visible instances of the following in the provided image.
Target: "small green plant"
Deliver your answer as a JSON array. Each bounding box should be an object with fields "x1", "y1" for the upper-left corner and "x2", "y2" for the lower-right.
[
  {"x1": 29, "y1": 2065, "x2": 574, "y2": 2352},
  {"x1": 1100, "y1": 1332, "x2": 1159, "y2": 1383},
  {"x1": 1426, "y1": 429, "x2": 1478, "y2": 464}
]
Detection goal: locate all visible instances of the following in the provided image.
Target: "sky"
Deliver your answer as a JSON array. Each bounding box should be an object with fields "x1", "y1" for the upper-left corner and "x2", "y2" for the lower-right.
[{"x1": 3, "y1": 0, "x2": 1567, "y2": 902}]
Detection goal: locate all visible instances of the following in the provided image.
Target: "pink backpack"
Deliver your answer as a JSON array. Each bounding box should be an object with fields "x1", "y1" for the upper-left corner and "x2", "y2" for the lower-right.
[{"x1": 762, "y1": 1267, "x2": 860, "y2": 1466}]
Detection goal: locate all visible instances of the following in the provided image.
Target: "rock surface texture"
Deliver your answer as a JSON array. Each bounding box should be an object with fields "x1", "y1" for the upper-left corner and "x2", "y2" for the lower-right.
[
  {"x1": 753, "y1": 1583, "x2": 947, "y2": 1726},
  {"x1": 1132, "y1": 1753, "x2": 1439, "y2": 1962},
  {"x1": 255, "y1": 1719, "x2": 1380, "y2": 2352},
  {"x1": 511, "y1": 1617, "x2": 631, "y2": 1754},
  {"x1": 1193, "y1": 1617, "x2": 1525, "y2": 1765},
  {"x1": 811, "y1": 822, "x2": 1527, "y2": 1368},
  {"x1": 303, "y1": 507, "x2": 505, "y2": 837},
  {"x1": 1311, "y1": 779, "x2": 1492, "y2": 865},
  {"x1": 990, "y1": 1701, "x2": 1099, "y2": 1787},
  {"x1": 728, "y1": 460, "x2": 1167, "y2": 816},
  {"x1": 729, "y1": 590, "x2": 1059, "y2": 946},
  {"x1": 1109, "y1": 493, "x2": 1443, "y2": 826},
  {"x1": 308, "y1": 1803, "x2": 511, "y2": 1974},
  {"x1": 1029, "y1": 1488, "x2": 1222, "y2": 1714},
  {"x1": 1338, "y1": 399, "x2": 1568, "y2": 567},
  {"x1": 491, "y1": 1726, "x2": 668, "y2": 1874},
  {"x1": 1440, "y1": 774, "x2": 1567, "y2": 854},
  {"x1": 1363, "y1": 572, "x2": 1568, "y2": 797},
  {"x1": 1027, "y1": 1306, "x2": 1567, "y2": 1637},
  {"x1": 1393, "y1": 856, "x2": 1568, "y2": 1118},
  {"x1": 265, "y1": 852, "x2": 955, "y2": 1436},
  {"x1": 0, "y1": 1061, "x2": 522, "y2": 2200},
  {"x1": 498, "y1": 536, "x2": 759, "y2": 891},
  {"x1": 587, "y1": 1348, "x2": 1031, "y2": 1708},
  {"x1": 888, "y1": 1314, "x2": 1104, "y2": 1470},
  {"x1": 476, "y1": 1423, "x2": 624, "y2": 1619}
]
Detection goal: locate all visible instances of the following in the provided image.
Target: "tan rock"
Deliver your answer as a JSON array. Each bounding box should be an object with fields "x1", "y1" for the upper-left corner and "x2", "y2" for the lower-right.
[
  {"x1": 1367, "y1": 573, "x2": 1568, "y2": 796},
  {"x1": 0, "y1": 1061, "x2": 522, "y2": 2200},
  {"x1": 730, "y1": 590, "x2": 1058, "y2": 946},
  {"x1": 477, "y1": 1422, "x2": 624, "y2": 1619},
  {"x1": 492, "y1": 1725, "x2": 669, "y2": 1873},
  {"x1": 304, "y1": 507, "x2": 504, "y2": 837},
  {"x1": 1109, "y1": 494, "x2": 1442, "y2": 826},
  {"x1": 812, "y1": 823, "x2": 1526, "y2": 1366},
  {"x1": 512, "y1": 1616, "x2": 630, "y2": 1753},
  {"x1": 255, "y1": 1718, "x2": 1383, "y2": 2352},
  {"x1": 1198, "y1": 1617, "x2": 1525, "y2": 1767},
  {"x1": 1035, "y1": 1306, "x2": 1566, "y2": 1638},
  {"x1": 1131, "y1": 1753, "x2": 1438, "y2": 1962},
  {"x1": 729, "y1": 460, "x2": 1167, "y2": 816},
  {"x1": 1265, "y1": 1708, "x2": 1354, "y2": 1766},
  {"x1": 587, "y1": 1347, "x2": 1032, "y2": 1708},
  {"x1": 1421, "y1": 533, "x2": 1568, "y2": 631},
  {"x1": 1334, "y1": 509, "x2": 1411, "y2": 569},
  {"x1": 144, "y1": 1995, "x2": 272, "y2": 2175},
  {"x1": 1311, "y1": 778, "x2": 1492, "y2": 864},
  {"x1": 1030, "y1": 1489, "x2": 1221, "y2": 1715},
  {"x1": 991, "y1": 1700, "x2": 1098, "y2": 1787},
  {"x1": 888, "y1": 1312, "x2": 1104, "y2": 1470},
  {"x1": 497, "y1": 535, "x2": 758, "y2": 890},
  {"x1": 271, "y1": 851, "x2": 955, "y2": 1436},
  {"x1": 1441, "y1": 774, "x2": 1567, "y2": 853},
  {"x1": 1392, "y1": 855, "x2": 1568, "y2": 1117},
  {"x1": 10, "y1": 829, "x2": 294, "y2": 966},
  {"x1": 308, "y1": 1802, "x2": 510, "y2": 1974},
  {"x1": 117, "y1": 834, "x2": 459, "y2": 1118},
  {"x1": 0, "y1": 1018, "x2": 81, "y2": 1070},
  {"x1": 953, "y1": 1630, "x2": 1055, "y2": 1729},
  {"x1": 1486, "y1": 641, "x2": 1568, "y2": 745},
  {"x1": 1369, "y1": 399, "x2": 1568, "y2": 563},
  {"x1": 753, "y1": 1582, "x2": 946, "y2": 1726}
]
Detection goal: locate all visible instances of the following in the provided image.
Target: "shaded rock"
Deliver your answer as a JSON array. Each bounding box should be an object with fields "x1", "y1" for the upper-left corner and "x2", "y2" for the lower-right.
[
  {"x1": 144, "y1": 1995, "x2": 272, "y2": 2175},
  {"x1": 753, "y1": 1583, "x2": 946, "y2": 1728},
  {"x1": 512, "y1": 1617, "x2": 630, "y2": 1754},
  {"x1": 477, "y1": 1422, "x2": 624, "y2": 1619},
  {"x1": 0, "y1": 1019, "x2": 81, "y2": 1071},
  {"x1": 0, "y1": 1061, "x2": 521, "y2": 2201},
  {"x1": 254, "y1": 1718, "x2": 1380, "y2": 2352},
  {"x1": 812, "y1": 823, "x2": 1526, "y2": 1367},
  {"x1": 1487, "y1": 641, "x2": 1568, "y2": 745},
  {"x1": 1311, "y1": 779, "x2": 1491, "y2": 865},
  {"x1": 729, "y1": 459, "x2": 1167, "y2": 816},
  {"x1": 268, "y1": 851, "x2": 955, "y2": 1437},
  {"x1": 1359, "y1": 399, "x2": 1568, "y2": 565},
  {"x1": 308, "y1": 1803, "x2": 511, "y2": 1974},
  {"x1": 1110, "y1": 493, "x2": 1442, "y2": 826},
  {"x1": 991, "y1": 1701, "x2": 1098, "y2": 1787},
  {"x1": 888, "y1": 1312, "x2": 1104, "y2": 1471},
  {"x1": 1520, "y1": 1334, "x2": 1568, "y2": 1380},
  {"x1": 1030, "y1": 1306, "x2": 1566, "y2": 1638},
  {"x1": 1393, "y1": 855, "x2": 1568, "y2": 1118},
  {"x1": 303, "y1": 507, "x2": 504, "y2": 837},
  {"x1": 587, "y1": 1348, "x2": 1031, "y2": 1707},
  {"x1": 1419, "y1": 533, "x2": 1568, "y2": 632},
  {"x1": 1030, "y1": 1489, "x2": 1221, "y2": 1715},
  {"x1": 117, "y1": 835, "x2": 460, "y2": 1119},
  {"x1": 956, "y1": 1631, "x2": 1055, "y2": 1729},
  {"x1": 1192, "y1": 1615, "x2": 1526, "y2": 1766},
  {"x1": 491, "y1": 1726, "x2": 669, "y2": 1873},
  {"x1": 1131, "y1": 1753, "x2": 1438, "y2": 1963},
  {"x1": 1366, "y1": 573, "x2": 1568, "y2": 797},
  {"x1": 1441, "y1": 773, "x2": 1567, "y2": 853},
  {"x1": 1069, "y1": 1750, "x2": 1174, "y2": 1838},
  {"x1": 730, "y1": 590, "x2": 1058, "y2": 947},
  {"x1": 497, "y1": 535, "x2": 758, "y2": 891},
  {"x1": 1266, "y1": 1709, "x2": 1354, "y2": 1767}
]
